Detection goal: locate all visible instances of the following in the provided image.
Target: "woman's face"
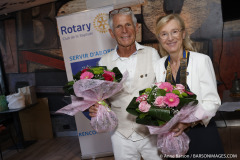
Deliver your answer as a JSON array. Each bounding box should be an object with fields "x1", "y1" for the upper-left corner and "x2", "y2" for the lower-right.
[{"x1": 158, "y1": 19, "x2": 185, "y2": 55}]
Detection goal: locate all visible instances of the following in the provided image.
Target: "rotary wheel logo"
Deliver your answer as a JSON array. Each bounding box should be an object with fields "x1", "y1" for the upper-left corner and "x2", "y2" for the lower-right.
[{"x1": 93, "y1": 13, "x2": 109, "y2": 33}]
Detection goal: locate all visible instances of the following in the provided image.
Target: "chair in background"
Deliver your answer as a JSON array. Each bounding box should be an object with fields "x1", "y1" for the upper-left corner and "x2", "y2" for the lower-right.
[{"x1": 0, "y1": 118, "x2": 19, "y2": 160}]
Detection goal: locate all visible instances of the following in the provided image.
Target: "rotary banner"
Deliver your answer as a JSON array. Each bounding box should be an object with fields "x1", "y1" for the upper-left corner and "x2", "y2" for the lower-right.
[
  {"x1": 56, "y1": 6, "x2": 116, "y2": 159},
  {"x1": 57, "y1": 6, "x2": 116, "y2": 81}
]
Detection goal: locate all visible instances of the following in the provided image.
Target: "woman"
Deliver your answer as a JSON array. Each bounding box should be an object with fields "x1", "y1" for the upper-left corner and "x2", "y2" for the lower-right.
[{"x1": 154, "y1": 14, "x2": 225, "y2": 159}]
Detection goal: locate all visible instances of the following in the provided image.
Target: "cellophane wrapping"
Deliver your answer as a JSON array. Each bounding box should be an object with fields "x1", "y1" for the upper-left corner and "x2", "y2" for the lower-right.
[
  {"x1": 90, "y1": 104, "x2": 118, "y2": 132},
  {"x1": 56, "y1": 71, "x2": 128, "y2": 132},
  {"x1": 147, "y1": 104, "x2": 214, "y2": 157}
]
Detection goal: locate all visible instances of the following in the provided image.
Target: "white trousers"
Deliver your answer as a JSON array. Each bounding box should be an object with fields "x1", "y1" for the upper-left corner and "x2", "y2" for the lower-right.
[{"x1": 111, "y1": 132, "x2": 163, "y2": 160}]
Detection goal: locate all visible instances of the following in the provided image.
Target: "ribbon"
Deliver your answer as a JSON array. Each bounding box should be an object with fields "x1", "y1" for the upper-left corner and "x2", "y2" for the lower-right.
[{"x1": 166, "y1": 49, "x2": 188, "y2": 87}]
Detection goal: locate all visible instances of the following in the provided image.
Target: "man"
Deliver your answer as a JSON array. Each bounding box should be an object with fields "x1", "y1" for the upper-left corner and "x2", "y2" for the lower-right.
[{"x1": 89, "y1": 7, "x2": 162, "y2": 160}]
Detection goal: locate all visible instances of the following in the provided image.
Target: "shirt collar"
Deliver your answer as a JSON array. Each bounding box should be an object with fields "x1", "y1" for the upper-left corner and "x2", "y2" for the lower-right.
[{"x1": 112, "y1": 41, "x2": 145, "y2": 61}]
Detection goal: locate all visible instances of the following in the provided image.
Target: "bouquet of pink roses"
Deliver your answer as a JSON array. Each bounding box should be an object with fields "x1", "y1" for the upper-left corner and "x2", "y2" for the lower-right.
[
  {"x1": 126, "y1": 82, "x2": 208, "y2": 156},
  {"x1": 57, "y1": 66, "x2": 128, "y2": 133}
]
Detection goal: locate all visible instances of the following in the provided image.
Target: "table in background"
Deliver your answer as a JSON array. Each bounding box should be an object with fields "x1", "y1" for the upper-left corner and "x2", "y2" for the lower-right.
[
  {"x1": 0, "y1": 103, "x2": 37, "y2": 149},
  {"x1": 215, "y1": 90, "x2": 240, "y2": 127}
]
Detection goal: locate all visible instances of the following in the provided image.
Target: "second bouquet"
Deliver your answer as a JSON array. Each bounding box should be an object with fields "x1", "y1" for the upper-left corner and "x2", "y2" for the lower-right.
[
  {"x1": 126, "y1": 82, "x2": 203, "y2": 156},
  {"x1": 57, "y1": 66, "x2": 128, "y2": 133}
]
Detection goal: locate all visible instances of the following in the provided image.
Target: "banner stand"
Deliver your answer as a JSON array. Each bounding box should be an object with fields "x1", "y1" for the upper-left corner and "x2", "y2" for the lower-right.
[
  {"x1": 56, "y1": 5, "x2": 116, "y2": 159},
  {"x1": 75, "y1": 112, "x2": 113, "y2": 159}
]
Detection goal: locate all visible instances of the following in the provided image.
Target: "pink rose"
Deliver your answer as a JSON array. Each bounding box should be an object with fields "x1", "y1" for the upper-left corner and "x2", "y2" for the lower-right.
[
  {"x1": 158, "y1": 82, "x2": 173, "y2": 92},
  {"x1": 155, "y1": 82, "x2": 163, "y2": 88},
  {"x1": 138, "y1": 101, "x2": 151, "y2": 112},
  {"x1": 80, "y1": 71, "x2": 94, "y2": 79},
  {"x1": 175, "y1": 84, "x2": 185, "y2": 94},
  {"x1": 136, "y1": 94, "x2": 148, "y2": 103},
  {"x1": 104, "y1": 70, "x2": 115, "y2": 77},
  {"x1": 164, "y1": 93, "x2": 179, "y2": 107},
  {"x1": 154, "y1": 96, "x2": 165, "y2": 107}
]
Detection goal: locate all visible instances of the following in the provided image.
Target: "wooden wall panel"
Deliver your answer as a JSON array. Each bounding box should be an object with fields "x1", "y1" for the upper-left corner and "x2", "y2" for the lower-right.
[
  {"x1": 0, "y1": 0, "x2": 57, "y2": 15},
  {"x1": 19, "y1": 51, "x2": 65, "y2": 73},
  {"x1": 0, "y1": 19, "x2": 18, "y2": 73},
  {"x1": 17, "y1": 3, "x2": 59, "y2": 50},
  {"x1": 212, "y1": 37, "x2": 240, "y2": 98}
]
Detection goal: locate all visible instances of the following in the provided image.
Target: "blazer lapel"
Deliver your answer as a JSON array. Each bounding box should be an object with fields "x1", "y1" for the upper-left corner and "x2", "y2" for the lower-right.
[
  {"x1": 187, "y1": 53, "x2": 193, "y2": 89},
  {"x1": 162, "y1": 68, "x2": 167, "y2": 82},
  {"x1": 161, "y1": 56, "x2": 167, "y2": 82}
]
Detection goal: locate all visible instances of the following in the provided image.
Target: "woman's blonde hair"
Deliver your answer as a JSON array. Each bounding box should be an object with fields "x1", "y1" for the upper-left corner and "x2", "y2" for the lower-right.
[{"x1": 156, "y1": 14, "x2": 196, "y2": 56}]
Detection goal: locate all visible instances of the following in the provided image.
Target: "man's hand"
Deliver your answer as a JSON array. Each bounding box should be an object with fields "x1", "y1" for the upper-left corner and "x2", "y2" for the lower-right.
[
  {"x1": 89, "y1": 103, "x2": 99, "y2": 117},
  {"x1": 171, "y1": 122, "x2": 191, "y2": 137}
]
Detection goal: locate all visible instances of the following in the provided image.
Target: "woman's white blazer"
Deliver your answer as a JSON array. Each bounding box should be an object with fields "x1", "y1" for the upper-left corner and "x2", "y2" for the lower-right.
[{"x1": 154, "y1": 51, "x2": 221, "y2": 126}]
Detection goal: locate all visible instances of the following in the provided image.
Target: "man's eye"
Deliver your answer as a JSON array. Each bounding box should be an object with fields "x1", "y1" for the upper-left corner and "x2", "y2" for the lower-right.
[{"x1": 172, "y1": 30, "x2": 178, "y2": 34}]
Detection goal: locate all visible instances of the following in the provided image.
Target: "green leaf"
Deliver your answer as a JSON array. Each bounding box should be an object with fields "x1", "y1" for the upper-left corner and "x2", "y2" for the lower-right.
[
  {"x1": 68, "y1": 81, "x2": 74, "y2": 85},
  {"x1": 147, "y1": 106, "x2": 173, "y2": 122},
  {"x1": 136, "y1": 116, "x2": 159, "y2": 126},
  {"x1": 182, "y1": 92, "x2": 188, "y2": 97},
  {"x1": 156, "y1": 88, "x2": 166, "y2": 96},
  {"x1": 112, "y1": 67, "x2": 123, "y2": 82},
  {"x1": 91, "y1": 66, "x2": 104, "y2": 74},
  {"x1": 172, "y1": 90, "x2": 180, "y2": 95},
  {"x1": 139, "y1": 88, "x2": 147, "y2": 95},
  {"x1": 157, "y1": 120, "x2": 166, "y2": 126},
  {"x1": 96, "y1": 66, "x2": 107, "y2": 70},
  {"x1": 148, "y1": 94, "x2": 155, "y2": 103},
  {"x1": 147, "y1": 86, "x2": 157, "y2": 102},
  {"x1": 139, "y1": 113, "x2": 148, "y2": 119},
  {"x1": 126, "y1": 97, "x2": 139, "y2": 116},
  {"x1": 145, "y1": 88, "x2": 152, "y2": 94},
  {"x1": 73, "y1": 71, "x2": 82, "y2": 80},
  {"x1": 189, "y1": 94, "x2": 197, "y2": 99}
]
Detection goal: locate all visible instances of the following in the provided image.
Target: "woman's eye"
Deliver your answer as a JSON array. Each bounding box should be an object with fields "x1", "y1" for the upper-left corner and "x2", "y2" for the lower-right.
[{"x1": 161, "y1": 33, "x2": 167, "y2": 36}]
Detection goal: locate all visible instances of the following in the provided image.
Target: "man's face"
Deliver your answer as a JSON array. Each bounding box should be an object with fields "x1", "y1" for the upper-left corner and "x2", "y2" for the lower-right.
[{"x1": 109, "y1": 14, "x2": 137, "y2": 48}]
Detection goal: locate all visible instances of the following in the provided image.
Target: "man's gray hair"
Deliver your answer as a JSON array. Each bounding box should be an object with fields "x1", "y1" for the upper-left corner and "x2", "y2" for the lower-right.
[{"x1": 108, "y1": 10, "x2": 137, "y2": 31}]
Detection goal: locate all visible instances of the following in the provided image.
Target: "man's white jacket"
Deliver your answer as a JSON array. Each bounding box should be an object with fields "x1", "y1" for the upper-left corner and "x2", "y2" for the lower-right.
[{"x1": 99, "y1": 43, "x2": 159, "y2": 138}]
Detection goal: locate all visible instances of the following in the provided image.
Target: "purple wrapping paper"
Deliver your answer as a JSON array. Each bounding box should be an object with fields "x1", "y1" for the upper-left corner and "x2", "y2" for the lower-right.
[
  {"x1": 56, "y1": 71, "x2": 128, "y2": 132},
  {"x1": 56, "y1": 71, "x2": 128, "y2": 116},
  {"x1": 147, "y1": 104, "x2": 211, "y2": 156},
  {"x1": 90, "y1": 104, "x2": 118, "y2": 133}
]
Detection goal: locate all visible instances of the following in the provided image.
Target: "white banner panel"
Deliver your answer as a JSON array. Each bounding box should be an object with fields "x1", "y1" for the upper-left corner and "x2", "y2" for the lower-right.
[
  {"x1": 75, "y1": 112, "x2": 113, "y2": 159},
  {"x1": 57, "y1": 6, "x2": 116, "y2": 81},
  {"x1": 56, "y1": 6, "x2": 116, "y2": 159}
]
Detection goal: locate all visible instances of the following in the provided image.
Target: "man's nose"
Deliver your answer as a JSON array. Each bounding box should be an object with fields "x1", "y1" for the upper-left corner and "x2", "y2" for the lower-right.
[{"x1": 122, "y1": 26, "x2": 127, "y2": 33}]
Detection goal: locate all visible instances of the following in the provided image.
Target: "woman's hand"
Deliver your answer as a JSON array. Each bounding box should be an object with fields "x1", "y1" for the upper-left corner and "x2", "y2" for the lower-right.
[
  {"x1": 171, "y1": 122, "x2": 191, "y2": 137},
  {"x1": 89, "y1": 103, "x2": 99, "y2": 117}
]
